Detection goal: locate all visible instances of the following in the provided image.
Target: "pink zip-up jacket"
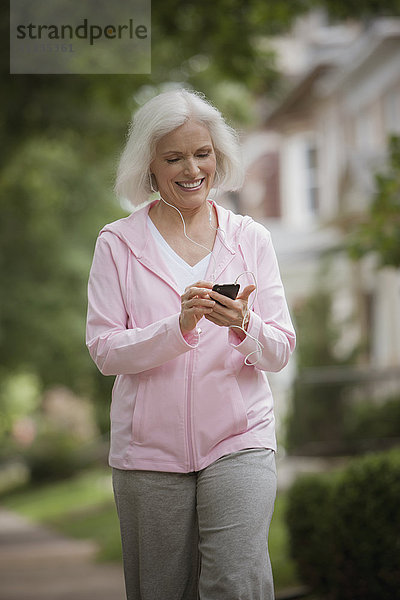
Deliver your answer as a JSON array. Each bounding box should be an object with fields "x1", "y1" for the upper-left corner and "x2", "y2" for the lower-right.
[{"x1": 86, "y1": 201, "x2": 296, "y2": 473}]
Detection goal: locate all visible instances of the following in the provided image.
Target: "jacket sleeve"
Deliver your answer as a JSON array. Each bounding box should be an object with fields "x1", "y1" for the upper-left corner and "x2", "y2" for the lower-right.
[
  {"x1": 228, "y1": 224, "x2": 296, "y2": 372},
  {"x1": 86, "y1": 234, "x2": 198, "y2": 376}
]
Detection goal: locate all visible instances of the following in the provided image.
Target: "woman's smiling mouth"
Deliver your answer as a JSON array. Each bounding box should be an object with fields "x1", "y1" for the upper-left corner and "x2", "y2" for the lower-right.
[{"x1": 175, "y1": 178, "x2": 205, "y2": 190}]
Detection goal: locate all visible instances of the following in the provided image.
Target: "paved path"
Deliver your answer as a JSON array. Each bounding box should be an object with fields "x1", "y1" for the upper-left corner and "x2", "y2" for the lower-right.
[{"x1": 0, "y1": 509, "x2": 126, "y2": 600}]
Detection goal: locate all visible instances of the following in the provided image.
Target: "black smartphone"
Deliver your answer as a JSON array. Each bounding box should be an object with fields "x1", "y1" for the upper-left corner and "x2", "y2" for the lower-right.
[{"x1": 212, "y1": 283, "x2": 240, "y2": 305}]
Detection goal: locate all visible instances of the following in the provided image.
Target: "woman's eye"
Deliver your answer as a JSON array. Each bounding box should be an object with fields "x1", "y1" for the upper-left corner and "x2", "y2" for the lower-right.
[{"x1": 166, "y1": 152, "x2": 210, "y2": 164}]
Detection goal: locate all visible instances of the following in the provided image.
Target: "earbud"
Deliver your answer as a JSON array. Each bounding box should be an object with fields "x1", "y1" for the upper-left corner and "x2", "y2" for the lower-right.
[{"x1": 149, "y1": 173, "x2": 158, "y2": 193}]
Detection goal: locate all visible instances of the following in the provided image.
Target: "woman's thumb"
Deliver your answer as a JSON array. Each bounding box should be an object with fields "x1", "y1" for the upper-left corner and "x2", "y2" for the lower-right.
[{"x1": 238, "y1": 285, "x2": 256, "y2": 302}]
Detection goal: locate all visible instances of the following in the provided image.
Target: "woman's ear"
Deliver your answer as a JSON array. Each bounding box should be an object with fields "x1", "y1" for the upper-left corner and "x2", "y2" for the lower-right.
[{"x1": 149, "y1": 172, "x2": 158, "y2": 193}]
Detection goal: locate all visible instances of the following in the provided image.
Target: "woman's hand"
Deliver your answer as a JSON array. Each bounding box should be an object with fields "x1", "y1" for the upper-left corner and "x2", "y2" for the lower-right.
[
  {"x1": 179, "y1": 281, "x2": 215, "y2": 336},
  {"x1": 205, "y1": 285, "x2": 256, "y2": 340}
]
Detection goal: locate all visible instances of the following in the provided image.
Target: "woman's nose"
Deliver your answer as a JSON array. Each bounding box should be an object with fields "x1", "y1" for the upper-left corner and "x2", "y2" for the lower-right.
[{"x1": 183, "y1": 157, "x2": 200, "y2": 177}]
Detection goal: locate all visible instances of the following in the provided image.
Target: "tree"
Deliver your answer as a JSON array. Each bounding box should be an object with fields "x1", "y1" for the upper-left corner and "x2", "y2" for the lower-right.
[
  {"x1": 314, "y1": 0, "x2": 400, "y2": 20},
  {"x1": 348, "y1": 135, "x2": 400, "y2": 269}
]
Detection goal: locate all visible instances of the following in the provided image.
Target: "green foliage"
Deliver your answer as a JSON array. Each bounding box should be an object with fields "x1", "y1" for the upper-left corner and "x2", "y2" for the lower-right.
[
  {"x1": 288, "y1": 381, "x2": 400, "y2": 455},
  {"x1": 286, "y1": 473, "x2": 336, "y2": 590},
  {"x1": 0, "y1": 370, "x2": 41, "y2": 439},
  {"x1": 1, "y1": 467, "x2": 114, "y2": 519},
  {"x1": 24, "y1": 429, "x2": 88, "y2": 483},
  {"x1": 54, "y1": 501, "x2": 122, "y2": 562},
  {"x1": 348, "y1": 135, "x2": 400, "y2": 268},
  {"x1": 292, "y1": 290, "x2": 340, "y2": 371},
  {"x1": 269, "y1": 493, "x2": 301, "y2": 591},
  {"x1": 286, "y1": 282, "x2": 400, "y2": 455},
  {"x1": 331, "y1": 451, "x2": 400, "y2": 599},
  {"x1": 287, "y1": 379, "x2": 349, "y2": 455},
  {"x1": 286, "y1": 449, "x2": 400, "y2": 600},
  {"x1": 150, "y1": 0, "x2": 307, "y2": 95},
  {"x1": 286, "y1": 290, "x2": 353, "y2": 454},
  {"x1": 344, "y1": 395, "x2": 400, "y2": 447},
  {"x1": 0, "y1": 133, "x2": 124, "y2": 399},
  {"x1": 314, "y1": 0, "x2": 400, "y2": 20}
]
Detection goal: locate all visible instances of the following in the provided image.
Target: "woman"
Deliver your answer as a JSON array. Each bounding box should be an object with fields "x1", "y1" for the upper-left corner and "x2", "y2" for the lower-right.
[{"x1": 86, "y1": 89, "x2": 295, "y2": 600}]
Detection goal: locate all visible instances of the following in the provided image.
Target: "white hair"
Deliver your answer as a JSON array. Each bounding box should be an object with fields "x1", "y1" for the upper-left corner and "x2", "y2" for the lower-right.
[{"x1": 114, "y1": 89, "x2": 244, "y2": 206}]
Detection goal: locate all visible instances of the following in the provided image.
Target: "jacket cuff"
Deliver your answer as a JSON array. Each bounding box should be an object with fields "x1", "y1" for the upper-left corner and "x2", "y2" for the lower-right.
[
  {"x1": 178, "y1": 318, "x2": 200, "y2": 348},
  {"x1": 228, "y1": 312, "x2": 261, "y2": 355}
]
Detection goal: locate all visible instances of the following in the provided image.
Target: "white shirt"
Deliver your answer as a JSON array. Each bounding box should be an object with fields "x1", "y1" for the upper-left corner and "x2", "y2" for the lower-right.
[{"x1": 147, "y1": 216, "x2": 211, "y2": 294}]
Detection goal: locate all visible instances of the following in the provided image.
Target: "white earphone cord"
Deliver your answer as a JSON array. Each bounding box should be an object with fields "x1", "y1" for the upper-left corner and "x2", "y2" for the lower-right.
[
  {"x1": 230, "y1": 271, "x2": 264, "y2": 366},
  {"x1": 160, "y1": 195, "x2": 219, "y2": 282},
  {"x1": 158, "y1": 193, "x2": 263, "y2": 366}
]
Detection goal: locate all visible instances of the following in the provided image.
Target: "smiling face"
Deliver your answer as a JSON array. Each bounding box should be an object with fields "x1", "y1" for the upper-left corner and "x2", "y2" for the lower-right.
[{"x1": 150, "y1": 120, "x2": 217, "y2": 211}]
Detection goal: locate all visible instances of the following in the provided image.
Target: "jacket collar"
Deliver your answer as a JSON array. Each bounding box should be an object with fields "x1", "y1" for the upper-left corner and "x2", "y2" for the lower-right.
[{"x1": 100, "y1": 200, "x2": 244, "y2": 288}]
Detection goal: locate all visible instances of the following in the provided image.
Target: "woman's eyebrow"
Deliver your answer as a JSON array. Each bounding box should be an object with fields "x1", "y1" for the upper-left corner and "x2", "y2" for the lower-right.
[{"x1": 161, "y1": 145, "x2": 213, "y2": 156}]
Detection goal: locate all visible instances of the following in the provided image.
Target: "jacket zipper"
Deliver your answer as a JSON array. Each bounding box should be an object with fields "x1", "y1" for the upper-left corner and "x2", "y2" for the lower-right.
[{"x1": 185, "y1": 348, "x2": 196, "y2": 472}]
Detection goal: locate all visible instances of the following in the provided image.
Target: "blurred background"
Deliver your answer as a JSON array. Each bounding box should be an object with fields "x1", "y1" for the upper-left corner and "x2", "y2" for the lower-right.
[{"x1": 1, "y1": 1, "x2": 400, "y2": 599}]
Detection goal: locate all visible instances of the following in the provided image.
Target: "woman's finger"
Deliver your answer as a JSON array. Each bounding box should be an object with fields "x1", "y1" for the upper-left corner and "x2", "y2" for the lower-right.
[
  {"x1": 183, "y1": 286, "x2": 213, "y2": 301},
  {"x1": 237, "y1": 284, "x2": 256, "y2": 302},
  {"x1": 204, "y1": 313, "x2": 220, "y2": 324},
  {"x1": 183, "y1": 281, "x2": 213, "y2": 293},
  {"x1": 184, "y1": 297, "x2": 215, "y2": 310},
  {"x1": 208, "y1": 290, "x2": 236, "y2": 308}
]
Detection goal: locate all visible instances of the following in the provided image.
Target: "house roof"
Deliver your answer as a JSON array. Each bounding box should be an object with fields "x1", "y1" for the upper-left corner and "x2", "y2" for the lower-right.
[
  {"x1": 318, "y1": 18, "x2": 400, "y2": 96},
  {"x1": 264, "y1": 18, "x2": 400, "y2": 129},
  {"x1": 264, "y1": 63, "x2": 333, "y2": 128}
]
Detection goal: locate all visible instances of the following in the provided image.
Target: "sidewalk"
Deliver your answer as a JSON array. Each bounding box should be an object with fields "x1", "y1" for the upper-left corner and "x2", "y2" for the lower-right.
[{"x1": 0, "y1": 508, "x2": 126, "y2": 600}]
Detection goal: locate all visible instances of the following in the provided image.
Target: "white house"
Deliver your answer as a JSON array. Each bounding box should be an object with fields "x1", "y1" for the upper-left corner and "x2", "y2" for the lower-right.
[
  {"x1": 236, "y1": 15, "x2": 400, "y2": 440},
  {"x1": 241, "y1": 16, "x2": 400, "y2": 367}
]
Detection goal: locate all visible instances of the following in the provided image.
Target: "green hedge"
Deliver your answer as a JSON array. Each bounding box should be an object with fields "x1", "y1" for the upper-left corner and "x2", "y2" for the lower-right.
[
  {"x1": 344, "y1": 396, "x2": 400, "y2": 446},
  {"x1": 286, "y1": 449, "x2": 400, "y2": 600},
  {"x1": 286, "y1": 391, "x2": 400, "y2": 456},
  {"x1": 23, "y1": 430, "x2": 91, "y2": 483}
]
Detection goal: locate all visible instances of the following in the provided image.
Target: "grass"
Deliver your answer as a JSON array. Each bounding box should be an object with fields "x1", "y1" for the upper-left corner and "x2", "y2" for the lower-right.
[
  {"x1": 1, "y1": 468, "x2": 114, "y2": 520},
  {"x1": 1, "y1": 467, "x2": 300, "y2": 590},
  {"x1": 1, "y1": 467, "x2": 122, "y2": 561}
]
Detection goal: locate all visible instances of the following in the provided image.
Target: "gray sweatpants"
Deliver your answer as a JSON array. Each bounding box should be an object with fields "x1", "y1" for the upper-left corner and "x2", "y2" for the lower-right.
[{"x1": 112, "y1": 448, "x2": 277, "y2": 600}]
